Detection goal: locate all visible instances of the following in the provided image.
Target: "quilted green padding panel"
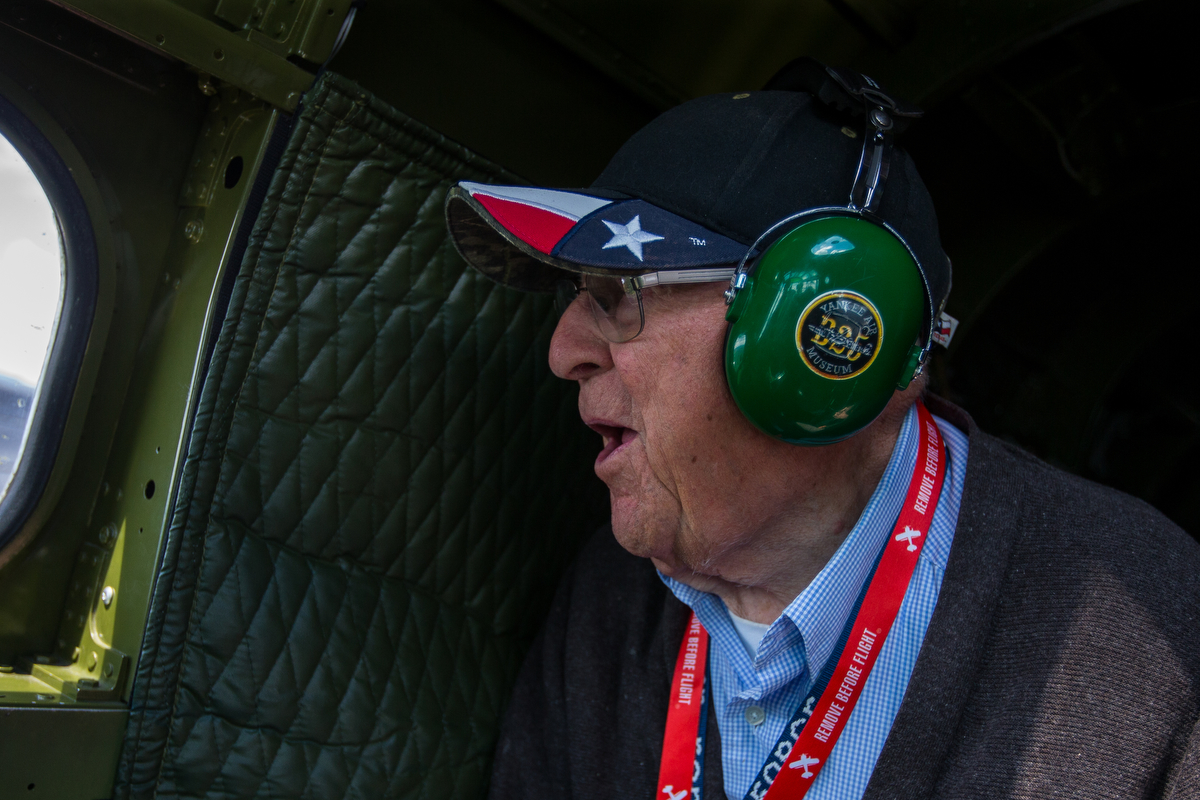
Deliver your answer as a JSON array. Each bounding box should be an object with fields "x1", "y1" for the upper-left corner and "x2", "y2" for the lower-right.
[{"x1": 114, "y1": 72, "x2": 604, "y2": 800}]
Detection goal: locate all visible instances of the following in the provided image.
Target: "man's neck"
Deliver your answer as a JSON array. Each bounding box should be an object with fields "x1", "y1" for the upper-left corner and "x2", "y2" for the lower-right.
[{"x1": 654, "y1": 399, "x2": 911, "y2": 625}]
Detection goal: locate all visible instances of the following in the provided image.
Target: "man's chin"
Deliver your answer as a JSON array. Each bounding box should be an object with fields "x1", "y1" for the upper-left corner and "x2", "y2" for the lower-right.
[
  {"x1": 607, "y1": 494, "x2": 674, "y2": 562},
  {"x1": 608, "y1": 516, "x2": 657, "y2": 560}
]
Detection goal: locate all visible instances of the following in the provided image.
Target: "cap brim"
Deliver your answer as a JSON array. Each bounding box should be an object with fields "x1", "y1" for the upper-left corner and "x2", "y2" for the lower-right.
[{"x1": 445, "y1": 182, "x2": 749, "y2": 292}]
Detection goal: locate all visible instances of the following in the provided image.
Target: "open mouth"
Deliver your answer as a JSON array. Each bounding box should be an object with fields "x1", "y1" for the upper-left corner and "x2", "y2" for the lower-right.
[{"x1": 589, "y1": 422, "x2": 638, "y2": 466}]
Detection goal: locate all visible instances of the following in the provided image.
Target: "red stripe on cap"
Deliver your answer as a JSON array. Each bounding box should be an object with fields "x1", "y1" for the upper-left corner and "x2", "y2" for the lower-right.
[{"x1": 474, "y1": 194, "x2": 576, "y2": 254}]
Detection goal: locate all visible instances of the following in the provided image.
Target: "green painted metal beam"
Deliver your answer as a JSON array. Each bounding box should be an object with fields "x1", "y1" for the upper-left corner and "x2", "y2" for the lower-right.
[{"x1": 51, "y1": 0, "x2": 339, "y2": 110}]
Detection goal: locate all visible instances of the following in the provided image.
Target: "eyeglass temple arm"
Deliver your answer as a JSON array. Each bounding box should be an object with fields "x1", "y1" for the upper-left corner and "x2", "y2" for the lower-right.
[{"x1": 631, "y1": 267, "x2": 737, "y2": 289}]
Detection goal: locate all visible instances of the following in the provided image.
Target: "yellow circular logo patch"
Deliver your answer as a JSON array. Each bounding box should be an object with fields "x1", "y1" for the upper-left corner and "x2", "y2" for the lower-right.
[{"x1": 795, "y1": 291, "x2": 883, "y2": 380}]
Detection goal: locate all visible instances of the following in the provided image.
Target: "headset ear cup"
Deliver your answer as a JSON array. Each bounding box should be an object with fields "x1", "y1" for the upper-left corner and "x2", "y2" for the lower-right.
[{"x1": 724, "y1": 216, "x2": 925, "y2": 445}]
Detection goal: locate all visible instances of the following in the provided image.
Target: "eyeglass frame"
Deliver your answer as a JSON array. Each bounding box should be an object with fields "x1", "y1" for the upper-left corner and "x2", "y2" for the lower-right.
[{"x1": 555, "y1": 267, "x2": 737, "y2": 343}]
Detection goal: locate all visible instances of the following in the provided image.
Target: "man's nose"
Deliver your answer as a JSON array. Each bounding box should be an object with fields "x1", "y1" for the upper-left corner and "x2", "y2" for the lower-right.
[{"x1": 549, "y1": 294, "x2": 613, "y2": 381}]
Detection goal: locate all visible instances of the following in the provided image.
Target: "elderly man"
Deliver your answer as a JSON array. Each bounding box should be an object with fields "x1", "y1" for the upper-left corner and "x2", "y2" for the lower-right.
[{"x1": 445, "y1": 61, "x2": 1200, "y2": 800}]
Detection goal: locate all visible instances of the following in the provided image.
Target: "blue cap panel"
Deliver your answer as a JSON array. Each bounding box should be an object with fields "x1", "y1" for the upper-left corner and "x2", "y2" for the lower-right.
[{"x1": 551, "y1": 199, "x2": 747, "y2": 269}]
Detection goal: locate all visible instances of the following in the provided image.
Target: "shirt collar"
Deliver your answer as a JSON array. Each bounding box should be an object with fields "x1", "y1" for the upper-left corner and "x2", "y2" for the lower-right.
[{"x1": 660, "y1": 402, "x2": 921, "y2": 682}]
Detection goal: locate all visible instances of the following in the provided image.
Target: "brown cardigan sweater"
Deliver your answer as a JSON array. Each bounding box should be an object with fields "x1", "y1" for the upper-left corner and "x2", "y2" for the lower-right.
[{"x1": 488, "y1": 400, "x2": 1200, "y2": 799}]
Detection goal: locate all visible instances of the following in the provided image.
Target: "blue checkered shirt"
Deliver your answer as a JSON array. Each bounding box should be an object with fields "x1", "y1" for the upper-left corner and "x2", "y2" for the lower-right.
[{"x1": 661, "y1": 405, "x2": 969, "y2": 800}]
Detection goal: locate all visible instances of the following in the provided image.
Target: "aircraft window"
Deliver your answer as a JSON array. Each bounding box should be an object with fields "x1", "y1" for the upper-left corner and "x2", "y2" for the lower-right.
[{"x1": 0, "y1": 131, "x2": 65, "y2": 503}]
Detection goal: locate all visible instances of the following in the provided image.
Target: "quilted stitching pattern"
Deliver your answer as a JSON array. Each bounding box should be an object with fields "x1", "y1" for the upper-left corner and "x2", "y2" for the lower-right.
[{"x1": 116, "y1": 73, "x2": 603, "y2": 800}]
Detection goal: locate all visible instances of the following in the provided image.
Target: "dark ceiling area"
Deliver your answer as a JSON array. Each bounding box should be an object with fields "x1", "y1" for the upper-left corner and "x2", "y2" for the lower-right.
[
  {"x1": 331, "y1": 0, "x2": 1197, "y2": 538},
  {"x1": 329, "y1": 0, "x2": 660, "y2": 185},
  {"x1": 914, "y1": 0, "x2": 1199, "y2": 537}
]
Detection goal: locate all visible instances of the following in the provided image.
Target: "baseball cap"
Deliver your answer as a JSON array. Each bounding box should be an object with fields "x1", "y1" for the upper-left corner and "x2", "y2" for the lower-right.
[{"x1": 444, "y1": 61, "x2": 950, "y2": 318}]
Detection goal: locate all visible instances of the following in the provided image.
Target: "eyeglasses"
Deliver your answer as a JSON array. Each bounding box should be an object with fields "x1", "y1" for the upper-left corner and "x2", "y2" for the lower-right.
[{"x1": 554, "y1": 268, "x2": 736, "y2": 343}]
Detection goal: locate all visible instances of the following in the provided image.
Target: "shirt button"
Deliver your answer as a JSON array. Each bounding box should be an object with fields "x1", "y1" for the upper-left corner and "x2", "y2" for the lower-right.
[{"x1": 744, "y1": 705, "x2": 766, "y2": 726}]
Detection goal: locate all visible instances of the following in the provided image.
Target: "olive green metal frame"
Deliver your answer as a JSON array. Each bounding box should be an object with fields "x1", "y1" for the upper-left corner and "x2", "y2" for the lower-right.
[
  {"x1": 0, "y1": 76, "x2": 116, "y2": 574},
  {"x1": 0, "y1": 91, "x2": 279, "y2": 800},
  {"x1": 54, "y1": 0, "x2": 353, "y2": 111},
  {"x1": 0, "y1": 4, "x2": 298, "y2": 791}
]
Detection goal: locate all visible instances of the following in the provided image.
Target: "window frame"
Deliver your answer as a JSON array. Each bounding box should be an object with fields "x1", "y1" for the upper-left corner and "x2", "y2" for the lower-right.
[{"x1": 0, "y1": 92, "x2": 99, "y2": 550}]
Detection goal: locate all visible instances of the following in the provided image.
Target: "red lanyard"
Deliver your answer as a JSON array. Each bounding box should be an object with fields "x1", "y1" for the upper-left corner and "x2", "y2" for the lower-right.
[
  {"x1": 657, "y1": 402, "x2": 947, "y2": 800},
  {"x1": 659, "y1": 613, "x2": 710, "y2": 799}
]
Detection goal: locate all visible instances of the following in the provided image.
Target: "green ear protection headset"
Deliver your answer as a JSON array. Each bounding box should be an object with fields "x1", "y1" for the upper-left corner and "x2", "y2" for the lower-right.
[{"x1": 723, "y1": 72, "x2": 936, "y2": 445}]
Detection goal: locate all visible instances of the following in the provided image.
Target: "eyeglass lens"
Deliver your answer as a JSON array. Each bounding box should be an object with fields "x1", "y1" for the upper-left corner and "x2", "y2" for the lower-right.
[{"x1": 553, "y1": 275, "x2": 645, "y2": 343}]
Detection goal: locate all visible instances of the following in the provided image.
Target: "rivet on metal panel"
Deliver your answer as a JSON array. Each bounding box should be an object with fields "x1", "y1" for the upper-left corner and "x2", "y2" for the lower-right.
[
  {"x1": 104, "y1": 663, "x2": 114, "y2": 679},
  {"x1": 198, "y1": 73, "x2": 218, "y2": 97},
  {"x1": 72, "y1": 647, "x2": 80, "y2": 663},
  {"x1": 87, "y1": 652, "x2": 98, "y2": 672},
  {"x1": 98, "y1": 523, "x2": 118, "y2": 547},
  {"x1": 185, "y1": 219, "x2": 204, "y2": 243},
  {"x1": 155, "y1": 33, "x2": 165, "y2": 45},
  {"x1": 100, "y1": 586, "x2": 115, "y2": 608}
]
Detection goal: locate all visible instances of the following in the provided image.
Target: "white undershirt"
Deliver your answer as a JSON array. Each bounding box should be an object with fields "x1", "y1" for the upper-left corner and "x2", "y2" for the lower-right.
[{"x1": 727, "y1": 608, "x2": 771, "y2": 659}]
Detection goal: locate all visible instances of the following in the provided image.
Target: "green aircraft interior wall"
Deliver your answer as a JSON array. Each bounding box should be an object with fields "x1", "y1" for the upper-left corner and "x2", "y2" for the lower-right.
[{"x1": 0, "y1": 17, "x2": 207, "y2": 663}]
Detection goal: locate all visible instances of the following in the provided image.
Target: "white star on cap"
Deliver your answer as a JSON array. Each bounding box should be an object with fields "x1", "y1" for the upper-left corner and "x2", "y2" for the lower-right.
[{"x1": 601, "y1": 215, "x2": 664, "y2": 261}]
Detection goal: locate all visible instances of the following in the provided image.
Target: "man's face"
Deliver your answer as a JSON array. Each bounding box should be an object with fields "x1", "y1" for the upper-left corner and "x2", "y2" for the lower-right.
[{"x1": 549, "y1": 281, "x2": 819, "y2": 578}]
